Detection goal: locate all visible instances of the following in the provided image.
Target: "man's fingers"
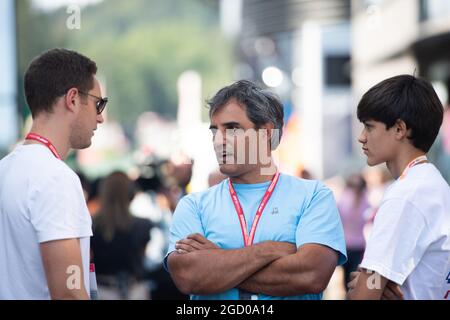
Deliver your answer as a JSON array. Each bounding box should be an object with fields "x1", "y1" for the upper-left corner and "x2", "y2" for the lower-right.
[
  {"x1": 382, "y1": 286, "x2": 399, "y2": 300},
  {"x1": 349, "y1": 271, "x2": 360, "y2": 281},
  {"x1": 383, "y1": 286, "x2": 403, "y2": 300},
  {"x1": 381, "y1": 282, "x2": 403, "y2": 300},
  {"x1": 347, "y1": 281, "x2": 355, "y2": 290},
  {"x1": 175, "y1": 242, "x2": 197, "y2": 253},
  {"x1": 386, "y1": 282, "x2": 404, "y2": 300},
  {"x1": 177, "y1": 238, "x2": 203, "y2": 250},
  {"x1": 347, "y1": 271, "x2": 361, "y2": 290},
  {"x1": 283, "y1": 242, "x2": 297, "y2": 254},
  {"x1": 187, "y1": 233, "x2": 207, "y2": 244},
  {"x1": 176, "y1": 248, "x2": 189, "y2": 254},
  {"x1": 347, "y1": 277, "x2": 358, "y2": 290},
  {"x1": 186, "y1": 233, "x2": 219, "y2": 249}
]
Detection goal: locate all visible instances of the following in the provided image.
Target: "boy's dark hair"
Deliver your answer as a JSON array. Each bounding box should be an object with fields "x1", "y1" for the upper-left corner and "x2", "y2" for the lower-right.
[
  {"x1": 357, "y1": 75, "x2": 444, "y2": 152},
  {"x1": 207, "y1": 80, "x2": 284, "y2": 149},
  {"x1": 24, "y1": 48, "x2": 97, "y2": 117}
]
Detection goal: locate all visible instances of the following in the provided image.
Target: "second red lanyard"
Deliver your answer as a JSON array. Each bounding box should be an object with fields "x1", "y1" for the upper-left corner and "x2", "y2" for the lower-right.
[
  {"x1": 25, "y1": 133, "x2": 61, "y2": 160},
  {"x1": 228, "y1": 171, "x2": 280, "y2": 247}
]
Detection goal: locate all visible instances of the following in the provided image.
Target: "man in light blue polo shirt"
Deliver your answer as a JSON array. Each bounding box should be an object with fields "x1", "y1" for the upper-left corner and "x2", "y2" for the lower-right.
[{"x1": 165, "y1": 80, "x2": 347, "y2": 300}]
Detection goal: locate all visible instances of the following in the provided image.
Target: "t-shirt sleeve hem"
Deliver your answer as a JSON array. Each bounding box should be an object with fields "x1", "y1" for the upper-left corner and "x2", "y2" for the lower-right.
[
  {"x1": 163, "y1": 250, "x2": 176, "y2": 273},
  {"x1": 359, "y1": 258, "x2": 407, "y2": 285},
  {"x1": 38, "y1": 228, "x2": 93, "y2": 244},
  {"x1": 297, "y1": 238, "x2": 347, "y2": 266}
]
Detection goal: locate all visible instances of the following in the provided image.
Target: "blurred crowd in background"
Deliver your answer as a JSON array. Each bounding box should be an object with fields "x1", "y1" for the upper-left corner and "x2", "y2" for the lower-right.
[{"x1": 1, "y1": 0, "x2": 450, "y2": 299}]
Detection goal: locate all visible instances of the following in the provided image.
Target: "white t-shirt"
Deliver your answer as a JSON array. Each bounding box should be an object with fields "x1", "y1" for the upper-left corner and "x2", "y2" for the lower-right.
[
  {"x1": 360, "y1": 163, "x2": 450, "y2": 300},
  {"x1": 0, "y1": 144, "x2": 92, "y2": 299}
]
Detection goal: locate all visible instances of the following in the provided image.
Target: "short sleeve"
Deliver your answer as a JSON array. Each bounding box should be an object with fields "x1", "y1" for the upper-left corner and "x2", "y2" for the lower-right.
[
  {"x1": 29, "y1": 168, "x2": 92, "y2": 243},
  {"x1": 296, "y1": 183, "x2": 347, "y2": 265},
  {"x1": 164, "y1": 195, "x2": 204, "y2": 271},
  {"x1": 360, "y1": 198, "x2": 427, "y2": 285}
]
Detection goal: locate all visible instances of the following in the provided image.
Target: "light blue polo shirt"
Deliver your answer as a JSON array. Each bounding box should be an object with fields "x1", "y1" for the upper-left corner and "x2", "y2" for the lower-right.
[{"x1": 165, "y1": 173, "x2": 347, "y2": 300}]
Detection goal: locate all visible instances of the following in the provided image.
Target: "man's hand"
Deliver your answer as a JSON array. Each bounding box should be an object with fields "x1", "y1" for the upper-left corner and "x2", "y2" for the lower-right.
[
  {"x1": 238, "y1": 243, "x2": 338, "y2": 296},
  {"x1": 347, "y1": 270, "x2": 404, "y2": 300},
  {"x1": 175, "y1": 234, "x2": 296, "y2": 257},
  {"x1": 175, "y1": 233, "x2": 219, "y2": 254},
  {"x1": 381, "y1": 281, "x2": 404, "y2": 300},
  {"x1": 347, "y1": 271, "x2": 360, "y2": 291},
  {"x1": 168, "y1": 237, "x2": 295, "y2": 295}
]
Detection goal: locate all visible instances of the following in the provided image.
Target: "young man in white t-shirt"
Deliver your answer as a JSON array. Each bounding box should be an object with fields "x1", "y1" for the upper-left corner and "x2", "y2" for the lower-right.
[
  {"x1": 347, "y1": 75, "x2": 450, "y2": 300},
  {"x1": 0, "y1": 49, "x2": 107, "y2": 299}
]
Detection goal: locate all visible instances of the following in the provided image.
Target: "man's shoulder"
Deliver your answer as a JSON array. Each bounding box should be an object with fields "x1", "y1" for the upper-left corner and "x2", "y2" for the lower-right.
[
  {"x1": 385, "y1": 164, "x2": 450, "y2": 205},
  {"x1": 278, "y1": 173, "x2": 328, "y2": 194},
  {"x1": 180, "y1": 179, "x2": 227, "y2": 206},
  {"x1": 1, "y1": 145, "x2": 78, "y2": 188},
  {"x1": 33, "y1": 159, "x2": 78, "y2": 189}
]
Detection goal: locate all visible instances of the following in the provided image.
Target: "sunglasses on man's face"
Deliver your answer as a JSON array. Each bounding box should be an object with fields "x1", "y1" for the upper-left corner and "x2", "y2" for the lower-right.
[{"x1": 78, "y1": 91, "x2": 108, "y2": 115}]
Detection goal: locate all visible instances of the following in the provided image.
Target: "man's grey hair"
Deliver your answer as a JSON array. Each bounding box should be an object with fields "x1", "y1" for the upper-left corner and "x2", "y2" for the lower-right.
[{"x1": 207, "y1": 80, "x2": 284, "y2": 150}]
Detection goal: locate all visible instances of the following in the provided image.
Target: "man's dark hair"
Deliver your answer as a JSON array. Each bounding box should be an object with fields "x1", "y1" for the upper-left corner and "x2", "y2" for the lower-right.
[
  {"x1": 357, "y1": 74, "x2": 444, "y2": 152},
  {"x1": 24, "y1": 48, "x2": 97, "y2": 117},
  {"x1": 207, "y1": 80, "x2": 284, "y2": 149}
]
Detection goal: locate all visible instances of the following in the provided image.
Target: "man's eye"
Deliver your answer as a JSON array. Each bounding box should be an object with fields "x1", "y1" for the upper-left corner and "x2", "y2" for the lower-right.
[
  {"x1": 230, "y1": 128, "x2": 241, "y2": 135},
  {"x1": 210, "y1": 129, "x2": 218, "y2": 136},
  {"x1": 225, "y1": 127, "x2": 236, "y2": 133}
]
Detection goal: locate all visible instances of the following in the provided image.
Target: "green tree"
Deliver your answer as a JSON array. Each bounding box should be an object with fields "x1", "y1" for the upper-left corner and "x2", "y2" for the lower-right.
[{"x1": 16, "y1": 0, "x2": 234, "y2": 127}]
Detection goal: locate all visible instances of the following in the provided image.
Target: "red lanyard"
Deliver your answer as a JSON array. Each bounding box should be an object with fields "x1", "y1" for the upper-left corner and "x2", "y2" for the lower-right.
[
  {"x1": 228, "y1": 171, "x2": 280, "y2": 247},
  {"x1": 25, "y1": 133, "x2": 61, "y2": 160},
  {"x1": 399, "y1": 155, "x2": 428, "y2": 180}
]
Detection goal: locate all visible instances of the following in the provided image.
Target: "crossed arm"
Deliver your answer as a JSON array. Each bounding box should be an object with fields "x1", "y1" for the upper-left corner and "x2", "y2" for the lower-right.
[
  {"x1": 167, "y1": 233, "x2": 338, "y2": 296},
  {"x1": 237, "y1": 242, "x2": 338, "y2": 296},
  {"x1": 346, "y1": 269, "x2": 404, "y2": 300}
]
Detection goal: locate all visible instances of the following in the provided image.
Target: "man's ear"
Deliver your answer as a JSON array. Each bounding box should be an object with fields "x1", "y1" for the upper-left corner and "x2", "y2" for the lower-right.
[
  {"x1": 260, "y1": 122, "x2": 278, "y2": 149},
  {"x1": 65, "y1": 88, "x2": 79, "y2": 112},
  {"x1": 260, "y1": 122, "x2": 275, "y2": 134},
  {"x1": 394, "y1": 119, "x2": 409, "y2": 140},
  {"x1": 259, "y1": 122, "x2": 275, "y2": 140}
]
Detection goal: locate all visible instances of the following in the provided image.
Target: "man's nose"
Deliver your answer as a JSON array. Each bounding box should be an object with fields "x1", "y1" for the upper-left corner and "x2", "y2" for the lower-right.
[
  {"x1": 213, "y1": 129, "x2": 227, "y2": 146},
  {"x1": 358, "y1": 130, "x2": 366, "y2": 144},
  {"x1": 97, "y1": 113, "x2": 104, "y2": 124}
]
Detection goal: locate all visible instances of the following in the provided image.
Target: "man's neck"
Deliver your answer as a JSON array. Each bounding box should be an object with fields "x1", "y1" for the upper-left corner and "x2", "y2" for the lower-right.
[
  {"x1": 24, "y1": 118, "x2": 71, "y2": 159},
  {"x1": 386, "y1": 147, "x2": 426, "y2": 179},
  {"x1": 230, "y1": 161, "x2": 277, "y2": 184}
]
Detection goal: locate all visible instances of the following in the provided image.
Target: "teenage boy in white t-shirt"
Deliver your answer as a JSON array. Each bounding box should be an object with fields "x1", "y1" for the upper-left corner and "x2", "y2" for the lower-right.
[
  {"x1": 0, "y1": 49, "x2": 107, "y2": 299},
  {"x1": 347, "y1": 75, "x2": 450, "y2": 300}
]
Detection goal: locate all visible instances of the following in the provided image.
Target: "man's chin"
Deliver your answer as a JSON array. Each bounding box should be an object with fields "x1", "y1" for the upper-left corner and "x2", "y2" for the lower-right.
[
  {"x1": 218, "y1": 163, "x2": 240, "y2": 176},
  {"x1": 366, "y1": 157, "x2": 383, "y2": 167},
  {"x1": 73, "y1": 141, "x2": 92, "y2": 150}
]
